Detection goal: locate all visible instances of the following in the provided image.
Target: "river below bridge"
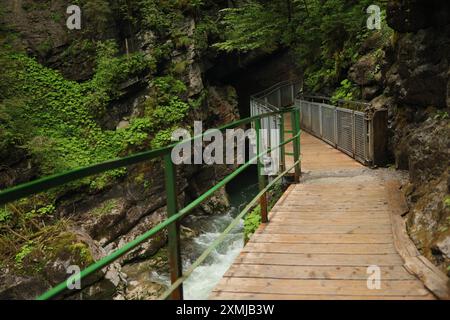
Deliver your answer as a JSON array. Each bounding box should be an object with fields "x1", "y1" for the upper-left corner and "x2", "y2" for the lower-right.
[{"x1": 125, "y1": 166, "x2": 259, "y2": 300}]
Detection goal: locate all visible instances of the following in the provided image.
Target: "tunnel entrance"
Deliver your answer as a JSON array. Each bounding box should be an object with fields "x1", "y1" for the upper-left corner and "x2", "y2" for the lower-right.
[{"x1": 206, "y1": 49, "x2": 302, "y2": 118}]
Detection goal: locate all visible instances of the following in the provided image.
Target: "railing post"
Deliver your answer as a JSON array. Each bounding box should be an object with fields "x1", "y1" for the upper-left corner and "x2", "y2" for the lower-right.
[
  {"x1": 164, "y1": 154, "x2": 183, "y2": 300},
  {"x1": 334, "y1": 108, "x2": 338, "y2": 147},
  {"x1": 291, "y1": 109, "x2": 301, "y2": 183},
  {"x1": 279, "y1": 115, "x2": 286, "y2": 173},
  {"x1": 352, "y1": 111, "x2": 356, "y2": 158},
  {"x1": 255, "y1": 118, "x2": 268, "y2": 223}
]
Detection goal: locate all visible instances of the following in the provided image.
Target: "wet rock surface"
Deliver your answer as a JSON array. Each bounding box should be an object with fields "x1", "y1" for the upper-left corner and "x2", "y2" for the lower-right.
[
  {"x1": 383, "y1": 0, "x2": 450, "y2": 273},
  {"x1": 0, "y1": 1, "x2": 240, "y2": 299}
]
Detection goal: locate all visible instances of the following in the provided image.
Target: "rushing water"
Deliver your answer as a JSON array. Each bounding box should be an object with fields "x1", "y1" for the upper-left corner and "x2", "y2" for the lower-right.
[{"x1": 149, "y1": 167, "x2": 259, "y2": 300}]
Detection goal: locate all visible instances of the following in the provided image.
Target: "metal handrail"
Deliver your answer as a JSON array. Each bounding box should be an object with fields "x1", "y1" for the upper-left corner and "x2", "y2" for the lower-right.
[
  {"x1": 301, "y1": 94, "x2": 371, "y2": 111},
  {"x1": 297, "y1": 98, "x2": 372, "y2": 165},
  {"x1": 0, "y1": 104, "x2": 301, "y2": 300},
  {"x1": 252, "y1": 79, "x2": 301, "y2": 101},
  {"x1": 251, "y1": 79, "x2": 302, "y2": 112}
]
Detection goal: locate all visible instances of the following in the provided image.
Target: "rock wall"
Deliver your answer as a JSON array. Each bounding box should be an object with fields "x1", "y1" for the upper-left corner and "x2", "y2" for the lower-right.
[
  {"x1": 0, "y1": 0, "x2": 241, "y2": 299},
  {"x1": 366, "y1": 0, "x2": 450, "y2": 274}
]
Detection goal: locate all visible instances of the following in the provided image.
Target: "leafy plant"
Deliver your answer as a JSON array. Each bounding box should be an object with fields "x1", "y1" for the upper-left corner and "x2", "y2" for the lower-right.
[
  {"x1": 434, "y1": 111, "x2": 449, "y2": 121},
  {"x1": 331, "y1": 79, "x2": 357, "y2": 103},
  {"x1": 244, "y1": 206, "x2": 261, "y2": 243},
  {"x1": 444, "y1": 196, "x2": 450, "y2": 208},
  {"x1": 0, "y1": 207, "x2": 11, "y2": 223},
  {"x1": 14, "y1": 241, "x2": 34, "y2": 267},
  {"x1": 213, "y1": 2, "x2": 284, "y2": 53}
]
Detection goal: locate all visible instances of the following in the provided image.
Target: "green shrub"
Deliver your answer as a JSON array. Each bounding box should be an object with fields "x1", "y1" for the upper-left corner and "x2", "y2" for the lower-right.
[
  {"x1": 331, "y1": 79, "x2": 358, "y2": 104},
  {"x1": 244, "y1": 206, "x2": 261, "y2": 243}
]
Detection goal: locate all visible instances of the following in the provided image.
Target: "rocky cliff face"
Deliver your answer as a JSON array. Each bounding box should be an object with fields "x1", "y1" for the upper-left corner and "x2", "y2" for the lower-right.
[
  {"x1": 363, "y1": 0, "x2": 450, "y2": 274},
  {"x1": 0, "y1": 0, "x2": 242, "y2": 299}
]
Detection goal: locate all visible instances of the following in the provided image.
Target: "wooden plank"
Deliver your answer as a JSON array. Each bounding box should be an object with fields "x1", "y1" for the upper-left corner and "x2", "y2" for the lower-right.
[
  {"x1": 251, "y1": 233, "x2": 394, "y2": 244},
  {"x1": 269, "y1": 214, "x2": 390, "y2": 219},
  {"x1": 242, "y1": 242, "x2": 397, "y2": 254},
  {"x1": 271, "y1": 209, "x2": 390, "y2": 214},
  {"x1": 256, "y1": 224, "x2": 392, "y2": 234},
  {"x1": 210, "y1": 132, "x2": 437, "y2": 300},
  {"x1": 268, "y1": 217, "x2": 391, "y2": 225},
  {"x1": 234, "y1": 252, "x2": 404, "y2": 266},
  {"x1": 223, "y1": 264, "x2": 416, "y2": 280},
  {"x1": 213, "y1": 278, "x2": 430, "y2": 296},
  {"x1": 210, "y1": 292, "x2": 435, "y2": 300}
]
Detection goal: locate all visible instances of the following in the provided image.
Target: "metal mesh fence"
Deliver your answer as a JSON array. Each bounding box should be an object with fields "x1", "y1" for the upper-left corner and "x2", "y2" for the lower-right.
[
  {"x1": 250, "y1": 81, "x2": 301, "y2": 174},
  {"x1": 321, "y1": 105, "x2": 335, "y2": 145},
  {"x1": 298, "y1": 99, "x2": 371, "y2": 165},
  {"x1": 337, "y1": 108, "x2": 353, "y2": 156},
  {"x1": 311, "y1": 105, "x2": 321, "y2": 136},
  {"x1": 354, "y1": 112, "x2": 367, "y2": 163}
]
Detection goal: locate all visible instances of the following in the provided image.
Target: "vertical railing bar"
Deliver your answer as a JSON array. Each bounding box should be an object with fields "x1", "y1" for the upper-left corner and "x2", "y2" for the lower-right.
[
  {"x1": 352, "y1": 111, "x2": 356, "y2": 158},
  {"x1": 319, "y1": 103, "x2": 323, "y2": 138},
  {"x1": 291, "y1": 109, "x2": 301, "y2": 183},
  {"x1": 164, "y1": 154, "x2": 183, "y2": 300},
  {"x1": 280, "y1": 114, "x2": 286, "y2": 173},
  {"x1": 255, "y1": 118, "x2": 268, "y2": 223},
  {"x1": 334, "y1": 108, "x2": 338, "y2": 148}
]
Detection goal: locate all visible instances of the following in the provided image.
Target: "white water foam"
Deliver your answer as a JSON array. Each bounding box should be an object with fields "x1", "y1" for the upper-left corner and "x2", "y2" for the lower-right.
[{"x1": 149, "y1": 211, "x2": 244, "y2": 300}]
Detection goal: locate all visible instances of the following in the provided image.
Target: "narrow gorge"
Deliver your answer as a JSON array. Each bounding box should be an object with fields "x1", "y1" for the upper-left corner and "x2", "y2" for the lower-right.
[{"x1": 0, "y1": 0, "x2": 448, "y2": 300}]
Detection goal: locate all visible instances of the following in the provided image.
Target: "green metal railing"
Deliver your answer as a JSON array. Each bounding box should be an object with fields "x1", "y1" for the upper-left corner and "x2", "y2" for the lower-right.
[{"x1": 0, "y1": 107, "x2": 301, "y2": 301}]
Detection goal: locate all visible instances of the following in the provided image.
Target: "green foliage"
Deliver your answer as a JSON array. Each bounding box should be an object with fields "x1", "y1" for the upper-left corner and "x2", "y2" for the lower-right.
[
  {"x1": 434, "y1": 111, "x2": 449, "y2": 121},
  {"x1": 213, "y1": 2, "x2": 284, "y2": 53},
  {"x1": 243, "y1": 182, "x2": 285, "y2": 242},
  {"x1": 215, "y1": 0, "x2": 389, "y2": 92},
  {"x1": 92, "y1": 199, "x2": 118, "y2": 217},
  {"x1": 194, "y1": 16, "x2": 218, "y2": 52},
  {"x1": 145, "y1": 76, "x2": 190, "y2": 128},
  {"x1": 331, "y1": 79, "x2": 358, "y2": 103},
  {"x1": 0, "y1": 207, "x2": 11, "y2": 223},
  {"x1": 444, "y1": 196, "x2": 450, "y2": 209},
  {"x1": 24, "y1": 204, "x2": 55, "y2": 221},
  {"x1": 82, "y1": 0, "x2": 113, "y2": 33},
  {"x1": 0, "y1": 41, "x2": 152, "y2": 183},
  {"x1": 14, "y1": 241, "x2": 35, "y2": 267},
  {"x1": 244, "y1": 206, "x2": 261, "y2": 243},
  {"x1": 151, "y1": 127, "x2": 178, "y2": 149}
]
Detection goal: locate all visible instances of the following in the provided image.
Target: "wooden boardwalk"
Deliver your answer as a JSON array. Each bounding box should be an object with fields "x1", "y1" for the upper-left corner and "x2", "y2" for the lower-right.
[{"x1": 210, "y1": 129, "x2": 438, "y2": 300}]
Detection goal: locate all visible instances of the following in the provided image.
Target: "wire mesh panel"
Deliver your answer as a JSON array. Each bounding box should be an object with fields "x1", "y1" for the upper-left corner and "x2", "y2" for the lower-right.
[
  {"x1": 303, "y1": 102, "x2": 311, "y2": 130},
  {"x1": 311, "y1": 103, "x2": 321, "y2": 136},
  {"x1": 321, "y1": 104, "x2": 336, "y2": 145},
  {"x1": 266, "y1": 91, "x2": 279, "y2": 108},
  {"x1": 280, "y1": 85, "x2": 292, "y2": 107},
  {"x1": 354, "y1": 111, "x2": 367, "y2": 163},
  {"x1": 298, "y1": 99, "x2": 373, "y2": 165},
  {"x1": 336, "y1": 108, "x2": 353, "y2": 156},
  {"x1": 294, "y1": 83, "x2": 301, "y2": 97}
]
